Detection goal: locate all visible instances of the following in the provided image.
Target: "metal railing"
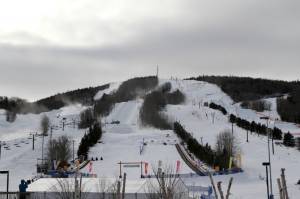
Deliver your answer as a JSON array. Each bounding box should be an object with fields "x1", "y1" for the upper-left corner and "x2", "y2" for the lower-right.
[
  {"x1": 0, "y1": 192, "x2": 31, "y2": 199},
  {"x1": 0, "y1": 192, "x2": 161, "y2": 199}
]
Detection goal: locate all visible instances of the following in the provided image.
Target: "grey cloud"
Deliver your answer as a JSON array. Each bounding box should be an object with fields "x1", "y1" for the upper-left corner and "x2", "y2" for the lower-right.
[{"x1": 0, "y1": 1, "x2": 300, "y2": 101}]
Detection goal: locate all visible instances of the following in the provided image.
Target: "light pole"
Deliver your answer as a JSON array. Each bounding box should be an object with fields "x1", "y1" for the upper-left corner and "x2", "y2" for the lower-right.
[
  {"x1": 72, "y1": 140, "x2": 75, "y2": 162},
  {"x1": 260, "y1": 117, "x2": 273, "y2": 199},
  {"x1": 42, "y1": 133, "x2": 45, "y2": 165},
  {"x1": 272, "y1": 120, "x2": 277, "y2": 155},
  {"x1": 0, "y1": 170, "x2": 9, "y2": 199},
  {"x1": 32, "y1": 134, "x2": 35, "y2": 150},
  {"x1": 262, "y1": 162, "x2": 270, "y2": 199}
]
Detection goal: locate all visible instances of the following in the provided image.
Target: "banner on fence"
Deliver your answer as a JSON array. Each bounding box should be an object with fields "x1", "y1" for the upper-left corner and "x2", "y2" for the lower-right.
[
  {"x1": 144, "y1": 162, "x2": 149, "y2": 175},
  {"x1": 176, "y1": 160, "x2": 181, "y2": 174},
  {"x1": 88, "y1": 161, "x2": 93, "y2": 173}
]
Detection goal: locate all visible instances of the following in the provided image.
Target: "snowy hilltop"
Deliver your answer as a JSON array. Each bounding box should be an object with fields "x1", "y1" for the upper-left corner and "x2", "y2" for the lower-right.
[{"x1": 0, "y1": 76, "x2": 300, "y2": 199}]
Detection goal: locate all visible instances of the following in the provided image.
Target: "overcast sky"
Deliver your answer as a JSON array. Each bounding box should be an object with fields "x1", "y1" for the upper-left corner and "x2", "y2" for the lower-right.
[{"x1": 0, "y1": 0, "x2": 299, "y2": 101}]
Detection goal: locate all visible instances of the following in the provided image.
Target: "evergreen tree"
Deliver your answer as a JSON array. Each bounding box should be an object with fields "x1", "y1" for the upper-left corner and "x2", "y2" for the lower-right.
[
  {"x1": 296, "y1": 137, "x2": 300, "y2": 151},
  {"x1": 77, "y1": 122, "x2": 102, "y2": 159},
  {"x1": 229, "y1": 114, "x2": 236, "y2": 123},
  {"x1": 283, "y1": 132, "x2": 296, "y2": 147},
  {"x1": 78, "y1": 108, "x2": 95, "y2": 129},
  {"x1": 272, "y1": 127, "x2": 283, "y2": 140},
  {"x1": 209, "y1": 102, "x2": 227, "y2": 115}
]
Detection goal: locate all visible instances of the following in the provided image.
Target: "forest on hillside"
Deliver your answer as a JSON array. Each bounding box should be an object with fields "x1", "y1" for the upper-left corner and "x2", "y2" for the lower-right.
[
  {"x1": 94, "y1": 76, "x2": 158, "y2": 116},
  {"x1": 35, "y1": 84, "x2": 109, "y2": 111},
  {"x1": 0, "y1": 84, "x2": 109, "y2": 115},
  {"x1": 139, "y1": 82, "x2": 185, "y2": 130},
  {"x1": 277, "y1": 87, "x2": 300, "y2": 123},
  {"x1": 189, "y1": 75, "x2": 300, "y2": 124},
  {"x1": 189, "y1": 75, "x2": 299, "y2": 102}
]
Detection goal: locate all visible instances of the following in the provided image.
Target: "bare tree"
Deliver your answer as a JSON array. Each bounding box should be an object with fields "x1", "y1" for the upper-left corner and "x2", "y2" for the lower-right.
[
  {"x1": 96, "y1": 177, "x2": 120, "y2": 199},
  {"x1": 215, "y1": 130, "x2": 238, "y2": 158},
  {"x1": 215, "y1": 130, "x2": 239, "y2": 169},
  {"x1": 51, "y1": 178, "x2": 75, "y2": 199},
  {"x1": 144, "y1": 165, "x2": 188, "y2": 199},
  {"x1": 5, "y1": 110, "x2": 17, "y2": 123},
  {"x1": 97, "y1": 177, "x2": 110, "y2": 198},
  {"x1": 50, "y1": 177, "x2": 89, "y2": 199},
  {"x1": 47, "y1": 136, "x2": 72, "y2": 163},
  {"x1": 106, "y1": 179, "x2": 120, "y2": 199}
]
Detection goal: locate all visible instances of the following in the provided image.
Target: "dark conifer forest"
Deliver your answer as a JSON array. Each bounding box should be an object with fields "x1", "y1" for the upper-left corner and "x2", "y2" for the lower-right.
[{"x1": 189, "y1": 75, "x2": 300, "y2": 124}]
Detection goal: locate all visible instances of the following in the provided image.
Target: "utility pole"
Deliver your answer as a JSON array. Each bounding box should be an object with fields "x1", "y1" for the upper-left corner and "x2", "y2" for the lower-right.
[
  {"x1": 272, "y1": 134, "x2": 275, "y2": 155},
  {"x1": 217, "y1": 182, "x2": 224, "y2": 199},
  {"x1": 209, "y1": 173, "x2": 219, "y2": 199},
  {"x1": 0, "y1": 141, "x2": 2, "y2": 159},
  {"x1": 0, "y1": 171, "x2": 9, "y2": 199},
  {"x1": 79, "y1": 175, "x2": 82, "y2": 199},
  {"x1": 6, "y1": 171, "x2": 9, "y2": 199},
  {"x1": 32, "y1": 134, "x2": 35, "y2": 150},
  {"x1": 119, "y1": 161, "x2": 122, "y2": 179},
  {"x1": 272, "y1": 120, "x2": 276, "y2": 155},
  {"x1": 156, "y1": 65, "x2": 159, "y2": 78},
  {"x1": 261, "y1": 117, "x2": 273, "y2": 199},
  {"x1": 117, "y1": 180, "x2": 121, "y2": 199},
  {"x1": 267, "y1": 128, "x2": 273, "y2": 199},
  {"x1": 246, "y1": 130, "x2": 249, "y2": 143},
  {"x1": 75, "y1": 173, "x2": 80, "y2": 199},
  {"x1": 226, "y1": 177, "x2": 233, "y2": 199},
  {"x1": 122, "y1": 173, "x2": 127, "y2": 199},
  {"x1": 140, "y1": 161, "x2": 143, "y2": 178},
  {"x1": 277, "y1": 178, "x2": 283, "y2": 199},
  {"x1": 50, "y1": 126, "x2": 53, "y2": 143},
  {"x1": 42, "y1": 133, "x2": 45, "y2": 165},
  {"x1": 262, "y1": 162, "x2": 270, "y2": 199},
  {"x1": 73, "y1": 140, "x2": 75, "y2": 162},
  {"x1": 281, "y1": 168, "x2": 289, "y2": 199}
]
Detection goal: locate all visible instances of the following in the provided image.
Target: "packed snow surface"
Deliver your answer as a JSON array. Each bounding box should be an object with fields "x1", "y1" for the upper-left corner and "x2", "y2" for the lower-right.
[
  {"x1": 1, "y1": 79, "x2": 300, "y2": 199},
  {"x1": 0, "y1": 104, "x2": 87, "y2": 189}
]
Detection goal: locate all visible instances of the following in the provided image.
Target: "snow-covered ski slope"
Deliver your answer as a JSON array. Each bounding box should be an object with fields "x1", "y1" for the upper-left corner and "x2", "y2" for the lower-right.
[
  {"x1": 0, "y1": 105, "x2": 87, "y2": 190},
  {"x1": 1, "y1": 79, "x2": 300, "y2": 198},
  {"x1": 84, "y1": 83, "x2": 191, "y2": 180},
  {"x1": 165, "y1": 80, "x2": 300, "y2": 198}
]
